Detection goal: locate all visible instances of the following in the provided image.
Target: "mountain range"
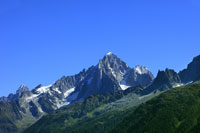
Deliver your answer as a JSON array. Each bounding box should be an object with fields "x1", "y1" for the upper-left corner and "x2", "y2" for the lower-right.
[
  {"x1": 0, "y1": 52, "x2": 199, "y2": 133},
  {"x1": 0, "y1": 52, "x2": 154, "y2": 132}
]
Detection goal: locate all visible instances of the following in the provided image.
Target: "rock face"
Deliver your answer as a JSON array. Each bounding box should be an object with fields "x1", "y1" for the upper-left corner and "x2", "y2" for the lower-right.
[
  {"x1": 0, "y1": 53, "x2": 154, "y2": 106},
  {"x1": 1, "y1": 53, "x2": 200, "y2": 133},
  {"x1": 123, "y1": 65, "x2": 154, "y2": 87},
  {"x1": 21, "y1": 54, "x2": 200, "y2": 133},
  {"x1": 74, "y1": 53, "x2": 154, "y2": 101},
  {"x1": 154, "y1": 69, "x2": 182, "y2": 89},
  {"x1": 179, "y1": 55, "x2": 200, "y2": 83},
  {"x1": 0, "y1": 85, "x2": 31, "y2": 102},
  {"x1": 141, "y1": 54, "x2": 200, "y2": 95},
  {"x1": 0, "y1": 52, "x2": 154, "y2": 132},
  {"x1": 141, "y1": 69, "x2": 181, "y2": 95},
  {"x1": 0, "y1": 101, "x2": 22, "y2": 133}
]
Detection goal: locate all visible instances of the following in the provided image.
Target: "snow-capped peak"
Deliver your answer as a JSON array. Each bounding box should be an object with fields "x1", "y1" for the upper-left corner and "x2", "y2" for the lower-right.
[
  {"x1": 106, "y1": 52, "x2": 113, "y2": 55},
  {"x1": 135, "y1": 65, "x2": 149, "y2": 75}
]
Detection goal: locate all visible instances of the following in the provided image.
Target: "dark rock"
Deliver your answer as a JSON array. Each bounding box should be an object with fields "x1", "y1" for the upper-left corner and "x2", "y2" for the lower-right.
[{"x1": 179, "y1": 55, "x2": 200, "y2": 83}]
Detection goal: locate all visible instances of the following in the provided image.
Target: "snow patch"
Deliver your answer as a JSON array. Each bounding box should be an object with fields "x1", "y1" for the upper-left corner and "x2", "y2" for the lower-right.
[
  {"x1": 54, "y1": 88, "x2": 62, "y2": 94},
  {"x1": 26, "y1": 84, "x2": 52, "y2": 101},
  {"x1": 106, "y1": 52, "x2": 112, "y2": 55},
  {"x1": 64, "y1": 87, "x2": 75, "y2": 98},
  {"x1": 120, "y1": 80, "x2": 130, "y2": 90},
  {"x1": 173, "y1": 81, "x2": 193, "y2": 88},
  {"x1": 135, "y1": 65, "x2": 149, "y2": 75},
  {"x1": 55, "y1": 88, "x2": 76, "y2": 108},
  {"x1": 26, "y1": 94, "x2": 39, "y2": 101},
  {"x1": 173, "y1": 83, "x2": 182, "y2": 88},
  {"x1": 56, "y1": 100, "x2": 70, "y2": 108},
  {"x1": 110, "y1": 68, "x2": 117, "y2": 78},
  {"x1": 109, "y1": 66, "x2": 125, "y2": 80},
  {"x1": 48, "y1": 91, "x2": 52, "y2": 96},
  {"x1": 107, "y1": 64, "x2": 117, "y2": 78},
  {"x1": 36, "y1": 85, "x2": 52, "y2": 94},
  {"x1": 120, "y1": 84, "x2": 130, "y2": 90},
  {"x1": 54, "y1": 97, "x2": 70, "y2": 108},
  {"x1": 37, "y1": 106, "x2": 44, "y2": 113},
  {"x1": 184, "y1": 81, "x2": 193, "y2": 85}
]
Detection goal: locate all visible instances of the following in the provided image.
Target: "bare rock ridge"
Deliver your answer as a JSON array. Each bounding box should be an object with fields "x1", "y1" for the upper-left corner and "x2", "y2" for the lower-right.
[
  {"x1": 0, "y1": 53, "x2": 154, "y2": 129},
  {"x1": 0, "y1": 53, "x2": 200, "y2": 133},
  {"x1": 141, "y1": 54, "x2": 200, "y2": 95}
]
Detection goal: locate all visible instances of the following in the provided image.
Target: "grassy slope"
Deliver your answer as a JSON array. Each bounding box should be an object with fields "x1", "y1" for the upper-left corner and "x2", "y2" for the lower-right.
[
  {"x1": 111, "y1": 83, "x2": 200, "y2": 133},
  {"x1": 0, "y1": 100, "x2": 42, "y2": 133},
  {"x1": 70, "y1": 92, "x2": 160, "y2": 133},
  {"x1": 0, "y1": 101, "x2": 22, "y2": 133},
  {"x1": 24, "y1": 86, "x2": 159, "y2": 133}
]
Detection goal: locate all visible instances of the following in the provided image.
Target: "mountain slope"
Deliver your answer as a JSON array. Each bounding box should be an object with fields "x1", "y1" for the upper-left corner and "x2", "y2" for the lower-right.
[
  {"x1": 141, "y1": 68, "x2": 181, "y2": 95},
  {"x1": 111, "y1": 83, "x2": 200, "y2": 133},
  {"x1": 141, "y1": 54, "x2": 200, "y2": 96},
  {"x1": 24, "y1": 86, "x2": 159, "y2": 133},
  {"x1": 179, "y1": 55, "x2": 200, "y2": 83},
  {"x1": 0, "y1": 53, "x2": 154, "y2": 106},
  {"x1": 75, "y1": 52, "x2": 154, "y2": 101},
  {"x1": 0, "y1": 85, "x2": 31, "y2": 103},
  {"x1": 0, "y1": 101, "x2": 22, "y2": 133},
  {"x1": 22, "y1": 54, "x2": 200, "y2": 133},
  {"x1": 0, "y1": 53, "x2": 154, "y2": 133}
]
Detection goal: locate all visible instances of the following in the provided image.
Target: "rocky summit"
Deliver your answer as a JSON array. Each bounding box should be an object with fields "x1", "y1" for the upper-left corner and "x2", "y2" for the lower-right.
[
  {"x1": 2, "y1": 53, "x2": 200, "y2": 133},
  {"x1": 0, "y1": 53, "x2": 154, "y2": 132}
]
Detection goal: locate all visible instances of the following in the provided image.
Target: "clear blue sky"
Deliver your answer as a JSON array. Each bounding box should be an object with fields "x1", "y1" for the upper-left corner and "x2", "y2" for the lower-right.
[{"x1": 0, "y1": 0, "x2": 200, "y2": 96}]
